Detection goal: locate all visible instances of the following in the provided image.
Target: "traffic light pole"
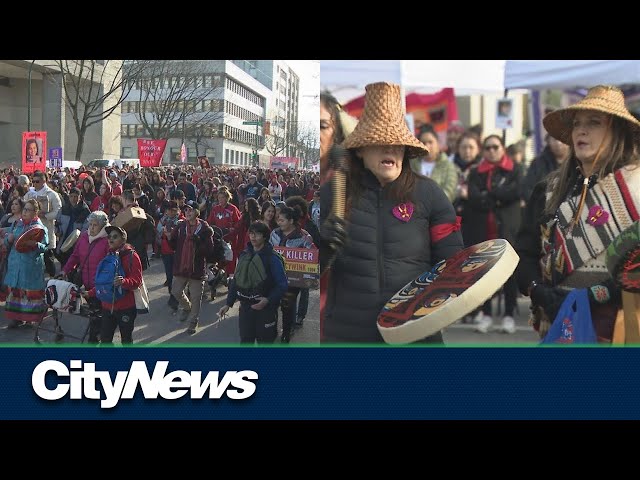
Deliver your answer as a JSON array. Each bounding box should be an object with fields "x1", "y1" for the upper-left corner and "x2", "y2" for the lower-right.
[{"x1": 254, "y1": 121, "x2": 259, "y2": 166}]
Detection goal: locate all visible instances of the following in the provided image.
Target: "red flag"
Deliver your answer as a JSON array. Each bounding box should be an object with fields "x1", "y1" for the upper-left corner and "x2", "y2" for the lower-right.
[
  {"x1": 137, "y1": 139, "x2": 168, "y2": 167},
  {"x1": 180, "y1": 143, "x2": 187, "y2": 164}
]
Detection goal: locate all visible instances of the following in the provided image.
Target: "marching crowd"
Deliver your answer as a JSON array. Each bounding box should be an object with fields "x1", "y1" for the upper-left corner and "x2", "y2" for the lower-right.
[{"x1": 0, "y1": 162, "x2": 320, "y2": 345}]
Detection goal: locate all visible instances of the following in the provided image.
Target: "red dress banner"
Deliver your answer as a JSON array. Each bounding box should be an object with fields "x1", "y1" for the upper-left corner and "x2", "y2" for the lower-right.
[
  {"x1": 22, "y1": 131, "x2": 47, "y2": 174},
  {"x1": 137, "y1": 139, "x2": 168, "y2": 167}
]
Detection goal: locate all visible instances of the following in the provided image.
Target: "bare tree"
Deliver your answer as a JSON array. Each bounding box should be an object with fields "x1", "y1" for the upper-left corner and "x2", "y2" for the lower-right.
[
  {"x1": 132, "y1": 61, "x2": 225, "y2": 151},
  {"x1": 265, "y1": 118, "x2": 288, "y2": 157},
  {"x1": 296, "y1": 123, "x2": 320, "y2": 169},
  {"x1": 54, "y1": 60, "x2": 144, "y2": 161}
]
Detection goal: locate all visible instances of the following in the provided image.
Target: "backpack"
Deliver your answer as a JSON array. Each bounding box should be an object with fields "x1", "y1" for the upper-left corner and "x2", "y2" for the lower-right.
[
  {"x1": 206, "y1": 225, "x2": 227, "y2": 265},
  {"x1": 94, "y1": 250, "x2": 128, "y2": 304},
  {"x1": 234, "y1": 249, "x2": 286, "y2": 301},
  {"x1": 140, "y1": 213, "x2": 157, "y2": 245}
]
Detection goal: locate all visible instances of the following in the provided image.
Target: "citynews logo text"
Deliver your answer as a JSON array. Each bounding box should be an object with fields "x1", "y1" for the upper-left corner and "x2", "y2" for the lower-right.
[{"x1": 32, "y1": 360, "x2": 258, "y2": 409}]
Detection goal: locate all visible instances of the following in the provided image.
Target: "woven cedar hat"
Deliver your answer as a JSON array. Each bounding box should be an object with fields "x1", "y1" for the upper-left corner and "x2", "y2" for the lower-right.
[
  {"x1": 342, "y1": 82, "x2": 429, "y2": 159},
  {"x1": 543, "y1": 85, "x2": 640, "y2": 145}
]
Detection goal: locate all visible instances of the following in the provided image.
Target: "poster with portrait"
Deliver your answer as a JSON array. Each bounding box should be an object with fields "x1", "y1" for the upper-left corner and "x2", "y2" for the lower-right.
[
  {"x1": 198, "y1": 156, "x2": 211, "y2": 169},
  {"x1": 22, "y1": 131, "x2": 47, "y2": 174},
  {"x1": 496, "y1": 98, "x2": 513, "y2": 129}
]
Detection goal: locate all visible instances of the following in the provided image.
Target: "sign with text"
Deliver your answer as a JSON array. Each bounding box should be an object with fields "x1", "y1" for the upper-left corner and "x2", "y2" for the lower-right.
[
  {"x1": 270, "y1": 157, "x2": 299, "y2": 170},
  {"x1": 273, "y1": 247, "x2": 319, "y2": 288},
  {"x1": 137, "y1": 139, "x2": 168, "y2": 167},
  {"x1": 22, "y1": 131, "x2": 47, "y2": 174},
  {"x1": 48, "y1": 147, "x2": 63, "y2": 169}
]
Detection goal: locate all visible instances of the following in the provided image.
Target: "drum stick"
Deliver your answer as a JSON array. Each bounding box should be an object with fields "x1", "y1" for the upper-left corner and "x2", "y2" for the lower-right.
[{"x1": 330, "y1": 145, "x2": 348, "y2": 220}]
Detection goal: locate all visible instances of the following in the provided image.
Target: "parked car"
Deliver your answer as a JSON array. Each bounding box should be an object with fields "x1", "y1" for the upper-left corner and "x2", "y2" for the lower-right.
[{"x1": 86, "y1": 158, "x2": 141, "y2": 169}]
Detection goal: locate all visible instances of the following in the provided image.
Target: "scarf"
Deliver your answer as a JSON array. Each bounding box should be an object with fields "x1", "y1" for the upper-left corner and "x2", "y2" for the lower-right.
[
  {"x1": 180, "y1": 220, "x2": 201, "y2": 276},
  {"x1": 89, "y1": 225, "x2": 108, "y2": 244},
  {"x1": 477, "y1": 155, "x2": 514, "y2": 240}
]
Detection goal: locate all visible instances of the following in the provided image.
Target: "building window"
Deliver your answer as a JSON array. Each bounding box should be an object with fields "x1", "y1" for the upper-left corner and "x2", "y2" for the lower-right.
[
  {"x1": 225, "y1": 148, "x2": 229, "y2": 164},
  {"x1": 121, "y1": 125, "x2": 128, "y2": 136},
  {"x1": 136, "y1": 125, "x2": 145, "y2": 137},
  {"x1": 121, "y1": 147, "x2": 133, "y2": 158}
]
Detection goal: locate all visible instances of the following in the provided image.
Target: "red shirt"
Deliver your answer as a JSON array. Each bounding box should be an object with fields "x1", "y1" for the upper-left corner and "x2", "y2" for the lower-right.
[{"x1": 87, "y1": 245, "x2": 143, "y2": 311}]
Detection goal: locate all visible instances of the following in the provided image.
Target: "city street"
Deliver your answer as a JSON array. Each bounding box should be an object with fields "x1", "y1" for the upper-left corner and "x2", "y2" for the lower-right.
[
  {"x1": 0, "y1": 258, "x2": 540, "y2": 346},
  {"x1": 0, "y1": 257, "x2": 320, "y2": 346},
  {"x1": 442, "y1": 295, "x2": 540, "y2": 345}
]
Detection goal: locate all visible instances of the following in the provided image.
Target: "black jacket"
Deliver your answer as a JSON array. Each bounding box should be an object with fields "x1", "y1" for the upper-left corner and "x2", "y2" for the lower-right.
[
  {"x1": 463, "y1": 158, "x2": 523, "y2": 248},
  {"x1": 320, "y1": 169, "x2": 463, "y2": 343},
  {"x1": 521, "y1": 146, "x2": 559, "y2": 204}
]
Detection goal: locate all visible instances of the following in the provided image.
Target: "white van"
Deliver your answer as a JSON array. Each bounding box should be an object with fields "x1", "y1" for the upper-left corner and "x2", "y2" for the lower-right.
[{"x1": 87, "y1": 158, "x2": 141, "y2": 169}]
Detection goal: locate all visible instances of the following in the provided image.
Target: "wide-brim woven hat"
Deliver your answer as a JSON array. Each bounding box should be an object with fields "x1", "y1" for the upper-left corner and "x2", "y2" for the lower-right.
[
  {"x1": 342, "y1": 82, "x2": 429, "y2": 159},
  {"x1": 543, "y1": 85, "x2": 640, "y2": 145}
]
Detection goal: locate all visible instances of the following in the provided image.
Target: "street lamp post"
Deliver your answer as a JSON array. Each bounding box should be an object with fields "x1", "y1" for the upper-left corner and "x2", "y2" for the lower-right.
[{"x1": 27, "y1": 60, "x2": 36, "y2": 132}]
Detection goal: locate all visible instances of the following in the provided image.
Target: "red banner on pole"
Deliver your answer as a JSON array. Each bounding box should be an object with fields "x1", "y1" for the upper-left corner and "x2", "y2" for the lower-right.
[
  {"x1": 137, "y1": 139, "x2": 168, "y2": 167},
  {"x1": 22, "y1": 131, "x2": 47, "y2": 174}
]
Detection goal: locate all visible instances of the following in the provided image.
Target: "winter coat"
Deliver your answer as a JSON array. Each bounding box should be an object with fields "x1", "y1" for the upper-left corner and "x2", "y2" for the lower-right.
[
  {"x1": 320, "y1": 169, "x2": 464, "y2": 343},
  {"x1": 62, "y1": 228, "x2": 110, "y2": 290},
  {"x1": 463, "y1": 155, "x2": 523, "y2": 248},
  {"x1": 270, "y1": 227, "x2": 315, "y2": 249},
  {"x1": 521, "y1": 146, "x2": 560, "y2": 203},
  {"x1": 87, "y1": 244, "x2": 142, "y2": 311},
  {"x1": 24, "y1": 185, "x2": 62, "y2": 250},
  {"x1": 410, "y1": 152, "x2": 459, "y2": 202},
  {"x1": 226, "y1": 242, "x2": 289, "y2": 308},
  {"x1": 56, "y1": 199, "x2": 91, "y2": 253},
  {"x1": 169, "y1": 218, "x2": 214, "y2": 280}
]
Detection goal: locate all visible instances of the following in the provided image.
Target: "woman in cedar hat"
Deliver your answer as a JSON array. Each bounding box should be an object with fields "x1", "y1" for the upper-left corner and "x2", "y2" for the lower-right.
[
  {"x1": 319, "y1": 82, "x2": 464, "y2": 343},
  {"x1": 516, "y1": 85, "x2": 640, "y2": 343}
]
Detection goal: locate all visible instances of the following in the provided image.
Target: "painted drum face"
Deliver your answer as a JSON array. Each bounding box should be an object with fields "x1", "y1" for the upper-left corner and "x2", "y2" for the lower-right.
[
  {"x1": 15, "y1": 226, "x2": 45, "y2": 253},
  {"x1": 377, "y1": 239, "x2": 520, "y2": 344},
  {"x1": 606, "y1": 220, "x2": 640, "y2": 292}
]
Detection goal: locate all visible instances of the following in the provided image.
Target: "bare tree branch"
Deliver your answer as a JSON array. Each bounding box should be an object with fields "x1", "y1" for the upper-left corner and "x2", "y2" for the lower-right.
[
  {"x1": 132, "y1": 61, "x2": 225, "y2": 145},
  {"x1": 54, "y1": 60, "x2": 144, "y2": 160}
]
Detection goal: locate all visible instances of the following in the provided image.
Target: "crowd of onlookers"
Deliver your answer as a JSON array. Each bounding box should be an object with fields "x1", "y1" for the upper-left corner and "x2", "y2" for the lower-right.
[
  {"x1": 411, "y1": 121, "x2": 569, "y2": 334},
  {"x1": 0, "y1": 162, "x2": 321, "y2": 344}
]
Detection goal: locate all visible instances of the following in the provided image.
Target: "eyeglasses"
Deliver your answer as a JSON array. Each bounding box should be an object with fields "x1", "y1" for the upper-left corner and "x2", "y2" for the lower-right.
[
  {"x1": 32, "y1": 179, "x2": 42, "y2": 184},
  {"x1": 484, "y1": 145, "x2": 500, "y2": 151}
]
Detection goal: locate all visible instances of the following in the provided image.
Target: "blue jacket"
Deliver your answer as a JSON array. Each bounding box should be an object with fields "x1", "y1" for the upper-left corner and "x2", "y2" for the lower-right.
[{"x1": 226, "y1": 242, "x2": 288, "y2": 308}]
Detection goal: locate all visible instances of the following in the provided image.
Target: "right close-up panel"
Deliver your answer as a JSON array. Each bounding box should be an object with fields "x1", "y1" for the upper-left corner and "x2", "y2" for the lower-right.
[{"x1": 319, "y1": 60, "x2": 640, "y2": 346}]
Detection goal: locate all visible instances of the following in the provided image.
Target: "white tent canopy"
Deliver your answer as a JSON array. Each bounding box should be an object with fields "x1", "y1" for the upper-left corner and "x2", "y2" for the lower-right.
[
  {"x1": 321, "y1": 60, "x2": 507, "y2": 104},
  {"x1": 504, "y1": 60, "x2": 640, "y2": 90}
]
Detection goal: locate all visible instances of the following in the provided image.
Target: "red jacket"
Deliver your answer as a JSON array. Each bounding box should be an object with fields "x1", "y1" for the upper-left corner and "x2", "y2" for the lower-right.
[
  {"x1": 207, "y1": 202, "x2": 241, "y2": 243},
  {"x1": 87, "y1": 244, "x2": 142, "y2": 311}
]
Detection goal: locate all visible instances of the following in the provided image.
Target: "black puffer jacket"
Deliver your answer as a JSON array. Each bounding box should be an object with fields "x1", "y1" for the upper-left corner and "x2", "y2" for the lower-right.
[{"x1": 320, "y1": 169, "x2": 463, "y2": 343}]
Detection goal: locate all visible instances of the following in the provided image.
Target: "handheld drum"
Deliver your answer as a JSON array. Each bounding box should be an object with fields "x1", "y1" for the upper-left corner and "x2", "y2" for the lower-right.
[
  {"x1": 606, "y1": 220, "x2": 640, "y2": 292},
  {"x1": 377, "y1": 239, "x2": 520, "y2": 344},
  {"x1": 15, "y1": 226, "x2": 45, "y2": 253},
  {"x1": 60, "y1": 229, "x2": 81, "y2": 253}
]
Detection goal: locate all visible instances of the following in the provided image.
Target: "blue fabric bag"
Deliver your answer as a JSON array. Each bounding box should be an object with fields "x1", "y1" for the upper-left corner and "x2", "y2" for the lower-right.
[{"x1": 541, "y1": 288, "x2": 598, "y2": 344}]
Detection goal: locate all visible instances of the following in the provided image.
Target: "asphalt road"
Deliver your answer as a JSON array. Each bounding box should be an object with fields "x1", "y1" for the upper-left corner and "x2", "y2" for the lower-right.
[{"x1": 0, "y1": 256, "x2": 320, "y2": 346}]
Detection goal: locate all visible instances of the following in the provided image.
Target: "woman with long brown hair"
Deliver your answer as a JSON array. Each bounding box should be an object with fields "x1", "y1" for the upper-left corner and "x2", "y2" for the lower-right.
[{"x1": 516, "y1": 85, "x2": 640, "y2": 343}]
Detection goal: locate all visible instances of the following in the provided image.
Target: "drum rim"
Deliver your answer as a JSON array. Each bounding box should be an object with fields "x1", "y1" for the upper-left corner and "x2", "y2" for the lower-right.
[{"x1": 377, "y1": 239, "x2": 520, "y2": 344}]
